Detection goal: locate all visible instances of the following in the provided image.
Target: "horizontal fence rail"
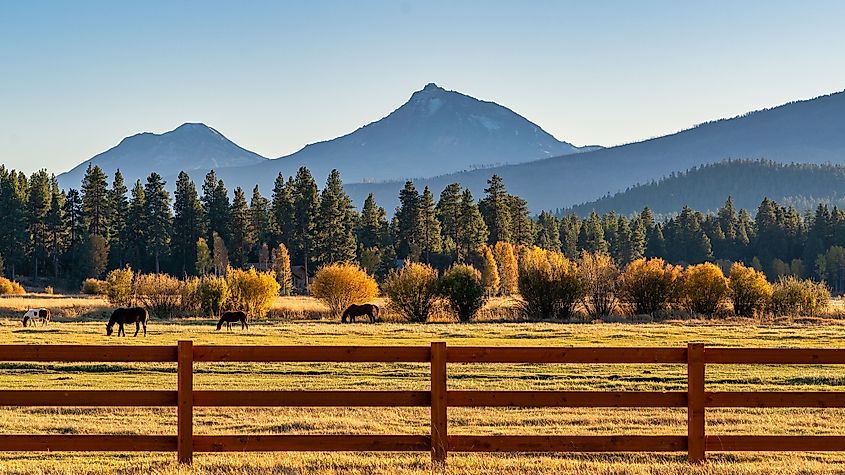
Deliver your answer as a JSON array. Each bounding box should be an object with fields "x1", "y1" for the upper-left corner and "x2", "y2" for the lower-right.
[{"x1": 0, "y1": 343, "x2": 843, "y2": 465}]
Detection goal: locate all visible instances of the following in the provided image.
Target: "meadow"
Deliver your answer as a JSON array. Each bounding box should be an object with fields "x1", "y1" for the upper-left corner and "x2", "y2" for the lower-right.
[{"x1": 0, "y1": 296, "x2": 844, "y2": 473}]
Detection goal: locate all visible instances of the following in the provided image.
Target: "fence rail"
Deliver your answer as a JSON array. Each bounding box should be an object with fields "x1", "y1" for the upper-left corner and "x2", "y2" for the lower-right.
[{"x1": 0, "y1": 342, "x2": 844, "y2": 465}]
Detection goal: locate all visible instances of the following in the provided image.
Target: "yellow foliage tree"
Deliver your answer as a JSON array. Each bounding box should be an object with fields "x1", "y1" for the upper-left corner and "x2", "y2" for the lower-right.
[
  {"x1": 311, "y1": 263, "x2": 379, "y2": 316},
  {"x1": 480, "y1": 245, "x2": 500, "y2": 296},
  {"x1": 619, "y1": 258, "x2": 682, "y2": 314},
  {"x1": 0, "y1": 277, "x2": 25, "y2": 295},
  {"x1": 517, "y1": 247, "x2": 582, "y2": 319},
  {"x1": 226, "y1": 267, "x2": 281, "y2": 319},
  {"x1": 104, "y1": 266, "x2": 134, "y2": 307},
  {"x1": 728, "y1": 262, "x2": 772, "y2": 317},
  {"x1": 682, "y1": 262, "x2": 728, "y2": 316},
  {"x1": 272, "y1": 243, "x2": 293, "y2": 296},
  {"x1": 383, "y1": 261, "x2": 440, "y2": 323},
  {"x1": 493, "y1": 241, "x2": 519, "y2": 296}
]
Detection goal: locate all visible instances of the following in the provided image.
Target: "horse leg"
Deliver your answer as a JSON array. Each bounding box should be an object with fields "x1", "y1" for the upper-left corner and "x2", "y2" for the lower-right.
[
  {"x1": 134, "y1": 321, "x2": 140, "y2": 337},
  {"x1": 143, "y1": 321, "x2": 147, "y2": 337},
  {"x1": 118, "y1": 323, "x2": 125, "y2": 337}
]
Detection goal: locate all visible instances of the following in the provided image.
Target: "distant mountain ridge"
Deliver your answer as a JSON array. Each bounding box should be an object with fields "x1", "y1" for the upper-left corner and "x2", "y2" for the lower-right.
[
  {"x1": 346, "y1": 89, "x2": 845, "y2": 211},
  {"x1": 565, "y1": 159, "x2": 845, "y2": 217},
  {"x1": 58, "y1": 123, "x2": 267, "y2": 188}
]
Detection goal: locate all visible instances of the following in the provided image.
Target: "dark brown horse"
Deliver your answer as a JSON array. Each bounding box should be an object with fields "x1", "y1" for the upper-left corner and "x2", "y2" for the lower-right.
[
  {"x1": 341, "y1": 304, "x2": 382, "y2": 323},
  {"x1": 216, "y1": 311, "x2": 248, "y2": 331},
  {"x1": 106, "y1": 307, "x2": 148, "y2": 337}
]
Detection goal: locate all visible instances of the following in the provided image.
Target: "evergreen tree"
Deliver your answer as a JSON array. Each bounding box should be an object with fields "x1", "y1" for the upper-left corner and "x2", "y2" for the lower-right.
[
  {"x1": 578, "y1": 212, "x2": 608, "y2": 254},
  {"x1": 357, "y1": 193, "x2": 389, "y2": 249},
  {"x1": 270, "y1": 172, "x2": 295, "y2": 249},
  {"x1": 143, "y1": 173, "x2": 171, "y2": 273},
  {"x1": 418, "y1": 186, "x2": 442, "y2": 264},
  {"x1": 201, "y1": 170, "x2": 231, "y2": 244},
  {"x1": 172, "y1": 171, "x2": 204, "y2": 276},
  {"x1": 62, "y1": 188, "x2": 84, "y2": 277},
  {"x1": 27, "y1": 170, "x2": 51, "y2": 278},
  {"x1": 291, "y1": 167, "x2": 320, "y2": 284},
  {"x1": 535, "y1": 211, "x2": 561, "y2": 251},
  {"x1": 316, "y1": 169, "x2": 357, "y2": 265},
  {"x1": 457, "y1": 189, "x2": 488, "y2": 261},
  {"x1": 508, "y1": 195, "x2": 534, "y2": 245},
  {"x1": 80, "y1": 164, "x2": 109, "y2": 238},
  {"x1": 229, "y1": 187, "x2": 251, "y2": 267},
  {"x1": 559, "y1": 214, "x2": 581, "y2": 258},
  {"x1": 436, "y1": 183, "x2": 463, "y2": 258},
  {"x1": 125, "y1": 181, "x2": 146, "y2": 270},
  {"x1": 619, "y1": 217, "x2": 646, "y2": 265},
  {"x1": 108, "y1": 169, "x2": 129, "y2": 268},
  {"x1": 479, "y1": 175, "x2": 511, "y2": 244},
  {"x1": 0, "y1": 169, "x2": 29, "y2": 278},
  {"x1": 396, "y1": 181, "x2": 421, "y2": 260},
  {"x1": 249, "y1": 185, "x2": 272, "y2": 259},
  {"x1": 46, "y1": 178, "x2": 65, "y2": 278}
]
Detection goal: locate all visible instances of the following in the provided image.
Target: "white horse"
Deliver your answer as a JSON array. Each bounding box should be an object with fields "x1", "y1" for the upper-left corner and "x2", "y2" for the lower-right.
[{"x1": 22, "y1": 308, "x2": 51, "y2": 327}]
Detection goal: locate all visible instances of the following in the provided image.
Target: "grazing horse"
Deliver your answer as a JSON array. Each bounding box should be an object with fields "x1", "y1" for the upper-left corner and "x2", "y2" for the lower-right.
[
  {"x1": 106, "y1": 307, "x2": 148, "y2": 337},
  {"x1": 22, "y1": 308, "x2": 50, "y2": 327},
  {"x1": 341, "y1": 303, "x2": 382, "y2": 323},
  {"x1": 216, "y1": 311, "x2": 248, "y2": 331}
]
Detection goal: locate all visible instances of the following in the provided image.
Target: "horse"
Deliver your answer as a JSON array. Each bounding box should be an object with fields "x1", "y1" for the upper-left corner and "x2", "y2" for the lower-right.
[
  {"x1": 216, "y1": 311, "x2": 248, "y2": 331},
  {"x1": 22, "y1": 308, "x2": 50, "y2": 327},
  {"x1": 106, "y1": 307, "x2": 148, "y2": 337},
  {"x1": 341, "y1": 303, "x2": 382, "y2": 323}
]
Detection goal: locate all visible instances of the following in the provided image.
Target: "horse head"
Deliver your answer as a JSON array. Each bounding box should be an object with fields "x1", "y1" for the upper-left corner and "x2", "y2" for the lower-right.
[{"x1": 106, "y1": 323, "x2": 114, "y2": 336}]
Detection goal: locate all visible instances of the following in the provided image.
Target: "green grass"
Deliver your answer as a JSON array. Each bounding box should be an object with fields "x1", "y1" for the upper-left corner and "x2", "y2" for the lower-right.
[{"x1": 0, "y1": 318, "x2": 844, "y2": 473}]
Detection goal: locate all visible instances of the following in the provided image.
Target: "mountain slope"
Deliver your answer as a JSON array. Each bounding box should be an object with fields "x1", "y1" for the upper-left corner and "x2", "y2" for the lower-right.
[
  {"x1": 346, "y1": 89, "x2": 845, "y2": 212},
  {"x1": 58, "y1": 123, "x2": 267, "y2": 188},
  {"x1": 216, "y1": 83, "x2": 597, "y2": 188},
  {"x1": 566, "y1": 160, "x2": 845, "y2": 216}
]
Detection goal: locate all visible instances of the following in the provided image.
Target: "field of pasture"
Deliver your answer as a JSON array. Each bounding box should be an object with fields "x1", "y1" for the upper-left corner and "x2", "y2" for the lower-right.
[{"x1": 0, "y1": 296, "x2": 844, "y2": 473}]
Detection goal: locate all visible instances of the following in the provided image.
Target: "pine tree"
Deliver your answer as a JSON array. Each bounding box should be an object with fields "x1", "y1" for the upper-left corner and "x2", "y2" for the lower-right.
[
  {"x1": 457, "y1": 189, "x2": 488, "y2": 261},
  {"x1": 62, "y1": 188, "x2": 84, "y2": 277},
  {"x1": 559, "y1": 214, "x2": 581, "y2": 259},
  {"x1": 201, "y1": 170, "x2": 231, "y2": 244},
  {"x1": 418, "y1": 186, "x2": 442, "y2": 264},
  {"x1": 620, "y1": 217, "x2": 646, "y2": 265},
  {"x1": 508, "y1": 195, "x2": 534, "y2": 245},
  {"x1": 315, "y1": 169, "x2": 356, "y2": 265},
  {"x1": 578, "y1": 212, "x2": 608, "y2": 254},
  {"x1": 80, "y1": 164, "x2": 109, "y2": 238},
  {"x1": 27, "y1": 170, "x2": 51, "y2": 278},
  {"x1": 249, "y1": 185, "x2": 271, "y2": 259},
  {"x1": 172, "y1": 171, "x2": 204, "y2": 276},
  {"x1": 396, "y1": 181, "x2": 421, "y2": 260},
  {"x1": 143, "y1": 173, "x2": 171, "y2": 273},
  {"x1": 46, "y1": 178, "x2": 65, "y2": 278},
  {"x1": 0, "y1": 169, "x2": 29, "y2": 278},
  {"x1": 479, "y1": 175, "x2": 511, "y2": 244},
  {"x1": 292, "y1": 167, "x2": 320, "y2": 285},
  {"x1": 108, "y1": 169, "x2": 129, "y2": 269},
  {"x1": 436, "y1": 183, "x2": 463, "y2": 258},
  {"x1": 270, "y1": 172, "x2": 295, "y2": 249},
  {"x1": 125, "y1": 181, "x2": 146, "y2": 270},
  {"x1": 229, "y1": 187, "x2": 251, "y2": 267},
  {"x1": 357, "y1": 193, "x2": 388, "y2": 249},
  {"x1": 535, "y1": 211, "x2": 561, "y2": 251}
]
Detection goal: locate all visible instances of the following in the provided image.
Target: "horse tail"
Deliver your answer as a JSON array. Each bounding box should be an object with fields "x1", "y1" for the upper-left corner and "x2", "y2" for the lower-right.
[{"x1": 22, "y1": 316, "x2": 29, "y2": 327}]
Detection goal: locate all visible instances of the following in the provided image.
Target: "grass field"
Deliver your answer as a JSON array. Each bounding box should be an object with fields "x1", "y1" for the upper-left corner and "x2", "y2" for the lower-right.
[{"x1": 0, "y1": 296, "x2": 844, "y2": 473}]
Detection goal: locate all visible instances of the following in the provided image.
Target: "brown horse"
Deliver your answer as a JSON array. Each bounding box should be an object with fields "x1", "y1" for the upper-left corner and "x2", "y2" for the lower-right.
[
  {"x1": 341, "y1": 304, "x2": 382, "y2": 323},
  {"x1": 106, "y1": 307, "x2": 148, "y2": 337},
  {"x1": 216, "y1": 311, "x2": 248, "y2": 331}
]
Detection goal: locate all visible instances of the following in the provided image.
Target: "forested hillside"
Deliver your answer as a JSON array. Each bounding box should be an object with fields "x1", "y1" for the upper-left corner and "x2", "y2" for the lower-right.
[{"x1": 567, "y1": 160, "x2": 845, "y2": 216}]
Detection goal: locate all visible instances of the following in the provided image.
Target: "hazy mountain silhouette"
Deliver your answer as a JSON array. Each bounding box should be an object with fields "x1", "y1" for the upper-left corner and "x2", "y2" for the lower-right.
[
  {"x1": 58, "y1": 123, "x2": 267, "y2": 188},
  {"x1": 346, "y1": 89, "x2": 845, "y2": 211}
]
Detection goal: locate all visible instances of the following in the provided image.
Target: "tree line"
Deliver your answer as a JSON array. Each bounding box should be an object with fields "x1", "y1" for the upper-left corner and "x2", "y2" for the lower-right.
[{"x1": 3, "y1": 164, "x2": 845, "y2": 294}]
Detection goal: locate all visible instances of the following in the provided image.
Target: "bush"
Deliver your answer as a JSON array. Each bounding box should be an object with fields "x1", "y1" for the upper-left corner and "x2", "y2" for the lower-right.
[
  {"x1": 199, "y1": 275, "x2": 229, "y2": 316},
  {"x1": 44, "y1": 286, "x2": 54, "y2": 295},
  {"x1": 770, "y1": 276, "x2": 830, "y2": 317},
  {"x1": 728, "y1": 263, "x2": 772, "y2": 318},
  {"x1": 518, "y1": 247, "x2": 582, "y2": 319},
  {"x1": 311, "y1": 263, "x2": 379, "y2": 315},
  {"x1": 578, "y1": 252, "x2": 619, "y2": 316},
  {"x1": 104, "y1": 267, "x2": 135, "y2": 307},
  {"x1": 383, "y1": 261, "x2": 440, "y2": 323},
  {"x1": 682, "y1": 263, "x2": 729, "y2": 316},
  {"x1": 226, "y1": 267, "x2": 281, "y2": 319},
  {"x1": 0, "y1": 277, "x2": 25, "y2": 295},
  {"x1": 439, "y1": 264, "x2": 487, "y2": 322},
  {"x1": 81, "y1": 278, "x2": 107, "y2": 295},
  {"x1": 134, "y1": 273, "x2": 181, "y2": 318},
  {"x1": 179, "y1": 277, "x2": 203, "y2": 314},
  {"x1": 619, "y1": 258, "x2": 682, "y2": 314}
]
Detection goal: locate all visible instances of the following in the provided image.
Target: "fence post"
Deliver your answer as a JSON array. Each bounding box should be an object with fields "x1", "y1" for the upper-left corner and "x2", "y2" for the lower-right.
[
  {"x1": 177, "y1": 340, "x2": 194, "y2": 464},
  {"x1": 430, "y1": 341, "x2": 447, "y2": 467},
  {"x1": 687, "y1": 342, "x2": 705, "y2": 463}
]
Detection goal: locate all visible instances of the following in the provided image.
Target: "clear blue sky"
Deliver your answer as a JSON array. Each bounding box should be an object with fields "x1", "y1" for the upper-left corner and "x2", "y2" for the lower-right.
[{"x1": 2, "y1": 0, "x2": 844, "y2": 175}]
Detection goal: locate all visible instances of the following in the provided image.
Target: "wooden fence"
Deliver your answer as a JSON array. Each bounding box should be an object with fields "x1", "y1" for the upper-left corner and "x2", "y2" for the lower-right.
[{"x1": 0, "y1": 342, "x2": 844, "y2": 465}]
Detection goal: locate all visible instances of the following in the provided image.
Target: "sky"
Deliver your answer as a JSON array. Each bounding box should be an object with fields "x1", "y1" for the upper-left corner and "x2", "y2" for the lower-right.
[{"x1": 1, "y1": 0, "x2": 844, "y2": 175}]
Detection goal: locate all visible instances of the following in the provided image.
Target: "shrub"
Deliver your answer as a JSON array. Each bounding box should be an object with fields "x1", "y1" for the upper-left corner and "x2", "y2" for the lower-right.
[
  {"x1": 383, "y1": 261, "x2": 440, "y2": 323},
  {"x1": 578, "y1": 252, "x2": 619, "y2": 316},
  {"x1": 104, "y1": 267, "x2": 135, "y2": 307},
  {"x1": 134, "y1": 273, "x2": 181, "y2": 318},
  {"x1": 0, "y1": 277, "x2": 25, "y2": 295},
  {"x1": 438, "y1": 264, "x2": 487, "y2": 322},
  {"x1": 226, "y1": 267, "x2": 281, "y2": 319},
  {"x1": 682, "y1": 263, "x2": 729, "y2": 316},
  {"x1": 179, "y1": 277, "x2": 203, "y2": 315},
  {"x1": 81, "y1": 278, "x2": 107, "y2": 295},
  {"x1": 619, "y1": 258, "x2": 682, "y2": 314},
  {"x1": 518, "y1": 247, "x2": 582, "y2": 319},
  {"x1": 493, "y1": 242, "x2": 519, "y2": 296},
  {"x1": 311, "y1": 263, "x2": 379, "y2": 315},
  {"x1": 199, "y1": 275, "x2": 229, "y2": 316},
  {"x1": 44, "y1": 286, "x2": 54, "y2": 295},
  {"x1": 770, "y1": 276, "x2": 830, "y2": 317},
  {"x1": 728, "y1": 263, "x2": 772, "y2": 317}
]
